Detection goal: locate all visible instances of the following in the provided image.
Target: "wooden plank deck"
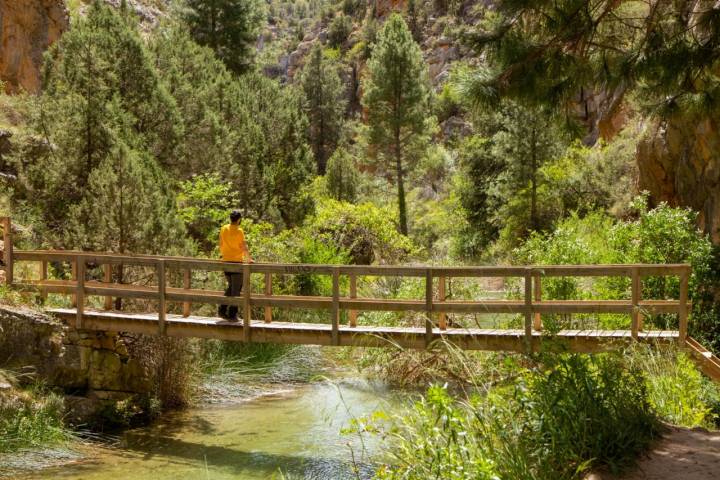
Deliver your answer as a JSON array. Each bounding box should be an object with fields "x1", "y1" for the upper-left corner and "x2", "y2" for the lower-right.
[{"x1": 47, "y1": 308, "x2": 680, "y2": 353}]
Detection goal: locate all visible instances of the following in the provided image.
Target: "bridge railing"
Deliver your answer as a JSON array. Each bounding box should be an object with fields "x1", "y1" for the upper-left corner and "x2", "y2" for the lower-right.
[{"x1": 0, "y1": 217, "x2": 691, "y2": 346}]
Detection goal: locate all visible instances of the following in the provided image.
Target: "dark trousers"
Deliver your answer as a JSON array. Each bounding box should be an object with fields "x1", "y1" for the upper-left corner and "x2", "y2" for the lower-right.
[{"x1": 219, "y1": 271, "x2": 243, "y2": 319}]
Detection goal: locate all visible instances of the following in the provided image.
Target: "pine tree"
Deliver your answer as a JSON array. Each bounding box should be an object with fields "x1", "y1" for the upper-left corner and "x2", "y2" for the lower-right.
[
  {"x1": 12, "y1": 1, "x2": 182, "y2": 245},
  {"x1": 490, "y1": 103, "x2": 563, "y2": 236},
  {"x1": 65, "y1": 99, "x2": 186, "y2": 255},
  {"x1": 406, "y1": 0, "x2": 422, "y2": 42},
  {"x1": 298, "y1": 45, "x2": 347, "y2": 174},
  {"x1": 363, "y1": 14, "x2": 429, "y2": 235},
  {"x1": 326, "y1": 147, "x2": 359, "y2": 203},
  {"x1": 185, "y1": 0, "x2": 265, "y2": 74},
  {"x1": 463, "y1": 1, "x2": 720, "y2": 118}
]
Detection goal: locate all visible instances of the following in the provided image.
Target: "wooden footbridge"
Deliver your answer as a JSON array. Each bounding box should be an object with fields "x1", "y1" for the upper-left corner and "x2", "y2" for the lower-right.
[{"x1": 1, "y1": 217, "x2": 719, "y2": 378}]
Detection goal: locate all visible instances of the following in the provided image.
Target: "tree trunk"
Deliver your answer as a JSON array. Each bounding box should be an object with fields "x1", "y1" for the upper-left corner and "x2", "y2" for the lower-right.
[
  {"x1": 395, "y1": 126, "x2": 408, "y2": 235},
  {"x1": 530, "y1": 125, "x2": 538, "y2": 232}
]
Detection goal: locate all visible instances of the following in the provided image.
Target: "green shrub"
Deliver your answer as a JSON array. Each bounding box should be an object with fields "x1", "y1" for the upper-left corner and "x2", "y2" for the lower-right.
[
  {"x1": 328, "y1": 14, "x2": 352, "y2": 48},
  {"x1": 374, "y1": 353, "x2": 658, "y2": 480},
  {"x1": 627, "y1": 345, "x2": 720, "y2": 428},
  {"x1": 303, "y1": 199, "x2": 416, "y2": 264},
  {"x1": 0, "y1": 379, "x2": 71, "y2": 452},
  {"x1": 513, "y1": 196, "x2": 718, "y2": 341}
]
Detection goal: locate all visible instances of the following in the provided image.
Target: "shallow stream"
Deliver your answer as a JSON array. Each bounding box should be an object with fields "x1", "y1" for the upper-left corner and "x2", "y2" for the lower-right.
[{"x1": 23, "y1": 378, "x2": 404, "y2": 480}]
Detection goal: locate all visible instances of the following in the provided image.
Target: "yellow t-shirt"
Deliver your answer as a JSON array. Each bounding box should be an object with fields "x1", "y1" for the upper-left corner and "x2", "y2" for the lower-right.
[{"x1": 219, "y1": 224, "x2": 248, "y2": 262}]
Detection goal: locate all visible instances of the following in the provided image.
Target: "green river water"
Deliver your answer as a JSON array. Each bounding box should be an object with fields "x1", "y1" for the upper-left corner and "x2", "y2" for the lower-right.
[{"x1": 21, "y1": 378, "x2": 404, "y2": 480}]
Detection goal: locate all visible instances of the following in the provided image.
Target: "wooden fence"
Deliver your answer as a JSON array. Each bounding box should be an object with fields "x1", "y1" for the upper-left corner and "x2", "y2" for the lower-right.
[{"x1": 0, "y1": 215, "x2": 691, "y2": 349}]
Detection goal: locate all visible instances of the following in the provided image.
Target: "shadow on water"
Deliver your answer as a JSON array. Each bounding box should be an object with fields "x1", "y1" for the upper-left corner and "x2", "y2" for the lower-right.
[{"x1": 118, "y1": 433, "x2": 376, "y2": 479}]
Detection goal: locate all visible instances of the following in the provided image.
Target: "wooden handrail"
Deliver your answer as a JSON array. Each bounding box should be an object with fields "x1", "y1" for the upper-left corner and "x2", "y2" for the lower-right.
[{"x1": 1, "y1": 220, "x2": 693, "y2": 347}]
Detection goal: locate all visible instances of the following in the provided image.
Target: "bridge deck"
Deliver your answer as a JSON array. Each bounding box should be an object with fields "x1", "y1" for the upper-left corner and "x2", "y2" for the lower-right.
[{"x1": 48, "y1": 308, "x2": 679, "y2": 353}]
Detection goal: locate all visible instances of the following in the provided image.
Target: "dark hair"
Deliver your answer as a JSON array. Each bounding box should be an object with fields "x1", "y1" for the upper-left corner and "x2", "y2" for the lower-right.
[{"x1": 230, "y1": 210, "x2": 242, "y2": 223}]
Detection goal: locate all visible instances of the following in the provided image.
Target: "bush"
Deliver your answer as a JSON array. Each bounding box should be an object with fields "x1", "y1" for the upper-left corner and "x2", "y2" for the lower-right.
[
  {"x1": 0, "y1": 376, "x2": 70, "y2": 452},
  {"x1": 374, "y1": 353, "x2": 659, "y2": 480},
  {"x1": 303, "y1": 199, "x2": 416, "y2": 265},
  {"x1": 328, "y1": 14, "x2": 353, "y2": 48},
  {"x1": 627, "y1": 345, "x2": 720, "y2": 428},
  {"x1": 513, "y1": 196, "x2": 719, "y2": 340}
]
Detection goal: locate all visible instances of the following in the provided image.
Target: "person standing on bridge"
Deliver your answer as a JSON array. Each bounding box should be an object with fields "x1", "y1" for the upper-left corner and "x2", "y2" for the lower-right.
[{"x1": 218, "y1": 210, "x2": 253, "y2": 321}]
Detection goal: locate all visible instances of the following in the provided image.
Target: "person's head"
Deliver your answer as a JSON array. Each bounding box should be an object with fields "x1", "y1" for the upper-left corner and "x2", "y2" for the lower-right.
[{"x1": 230, "y1": 210, "x2": 242, "y2": 224}]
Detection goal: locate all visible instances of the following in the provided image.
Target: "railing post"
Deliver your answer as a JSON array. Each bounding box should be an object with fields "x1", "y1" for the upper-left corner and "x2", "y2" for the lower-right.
[
  {"x1": 331, "y1": 267, "x2": 340, "y2": 346},
  {"x1": 158, "y1": 260, "x2": 166, "y2": 335},
  {"x1": 40, "y1": 260, "x2": 48, "y2": 304},
  {"x1": 103, "y1": 264, "x2": 113, "y2": 310},
  {"x1": 533, "y1": 272, "x2": 542, "y2": 331},
  {"x1": 349, "y1": 273, "x2": 357, "y2": 328},
  {"x1": 264, "y1": 272, "x2": 272, "y2": 323},
  {"x1": 71, "y1": 260, "x2": 78, "y2": 308},
  {"x1": 182, "y1": 268, "x2": 191, "y2": 317},
  {"x1": 631, "y1": 267, "x2": 641, "y2": 339},
  {"x1": 1, "y1": 217, "x2": 12, "y2": 286},
  {"x1": 243, "y1": 263, "x2": 251, "y2": 342},
  {"x1": 678, "y1": 267, "x2": 690, "y2": 343},
  {"x1": 524, "y1": 269, "x2": 533, "y2": 352},
  {"x1": 438, "y1": 275, "x2": 447, "y2": 330},
  {"x1": 75, "y1": 255, "x2": 85, "y2": 329},
  {"x1": 425, "y1": 268, "x2": 433, "y2": 348}
]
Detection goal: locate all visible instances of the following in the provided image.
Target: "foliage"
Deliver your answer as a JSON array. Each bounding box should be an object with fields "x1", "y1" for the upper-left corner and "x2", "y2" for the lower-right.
[
  {"x1": 627, "y1": 346, "x2": 719, "y2": 428},
  {"x1": 462, "y1": 1, "x2": 720, "y2": 118},
  {"x1": 325, "y1": 146, "x2": 359, "y2": 203},
  {"x1": 64, "y1": 112, "x2": 188, "y2": 255},
  {"x1": 177, "y1": 173, "x2": 239, "y2": 251},
  {"x1": 0, "y1": 377, "x2": 70, "y2": 453},
  {"x1": 10, "y1": 2, "x2": 186, "y2": 254},
  {"x1": 514, "y1": 197, "x2": 718, "y2": 345},
  {"x1": 298, "y1": 45, "x2": 347, "y2": 174},
  {"x1": 363, "y1": 14, "x2": 430, "y2": 235},
  {"x1": 374, "y1": 353, "x2": 658, "y2": 479},
  {"x1": 327, "y1": 14, "x2": 353, "y2": 48},
  {"x1": 454, "y1": 136, "x2": 503, "y2": 257},
  {"x1": 184, "y1": 0, "x2": 265, "y2": 74},
  {"x1": 153, "y1": 24, "x2": 316, "y2": 228},
  {"x1": 304, "y1": 199, "x2": 416, "y2": 265}
]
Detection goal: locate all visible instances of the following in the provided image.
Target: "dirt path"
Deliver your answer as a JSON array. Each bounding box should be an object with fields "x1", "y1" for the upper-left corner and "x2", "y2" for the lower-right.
[{"x1": 591, "y1": 426, "x2": 720, "y2": 480}]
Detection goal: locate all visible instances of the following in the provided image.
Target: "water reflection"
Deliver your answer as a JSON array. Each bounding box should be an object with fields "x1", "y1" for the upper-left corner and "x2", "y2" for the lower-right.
[{"x1": 24, "y1": 379, "x2": 402, "y2": 480}]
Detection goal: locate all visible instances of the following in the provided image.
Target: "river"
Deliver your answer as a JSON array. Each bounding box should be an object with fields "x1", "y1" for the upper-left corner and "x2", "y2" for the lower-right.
[{"x1": 21, "y1": 378, "x2": 405, "y2": 480}]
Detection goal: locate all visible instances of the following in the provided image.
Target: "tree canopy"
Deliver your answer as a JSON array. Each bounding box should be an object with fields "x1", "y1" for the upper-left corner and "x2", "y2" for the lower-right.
[
  {"x1": 462, "y1": 1, "x2": 720, "y2": 118},
  {"x1": 363, "y1": 13, "x2": 429, "y2": 235}
]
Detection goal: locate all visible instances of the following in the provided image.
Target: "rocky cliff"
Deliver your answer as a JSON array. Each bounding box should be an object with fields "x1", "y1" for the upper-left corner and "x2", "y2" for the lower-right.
[
  {"x1": 0, "y1": 0, "x2": 69, "y2": 93},
  {"x1": 637, "y1": 113, "x2": 720, "y2": 243}
]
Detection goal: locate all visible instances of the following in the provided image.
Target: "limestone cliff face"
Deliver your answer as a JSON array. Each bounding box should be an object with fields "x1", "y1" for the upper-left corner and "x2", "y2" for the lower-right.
[
  {"x1": 637, "y1": 114, "x2": 720, "y2": 243},
  {"x1": 0, "y1": 0, "x2": 69, "y2": 93}
]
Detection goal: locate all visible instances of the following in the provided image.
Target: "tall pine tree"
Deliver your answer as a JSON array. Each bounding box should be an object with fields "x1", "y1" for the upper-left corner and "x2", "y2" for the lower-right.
[
  {"x1": 298, "y1": 45, "x2": 347, "y2": 174},
  {"x1": 363, "y1": 14, "x2": 428, "y2": 235},
  {"x1": 184, "y1": 0, "x2": 265, "y2": 74}
]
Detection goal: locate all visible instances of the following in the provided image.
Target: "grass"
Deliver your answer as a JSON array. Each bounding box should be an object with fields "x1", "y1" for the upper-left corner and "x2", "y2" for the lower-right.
[
  {"x1": 367, "y1": 351, "x2": 660, "y2": 480},
  {"x1": 0, "y1": 370, "x2": 73, "y2": 453},
  {"x1": 198, "y1": 340, "x2": 326, "y2": 402}
]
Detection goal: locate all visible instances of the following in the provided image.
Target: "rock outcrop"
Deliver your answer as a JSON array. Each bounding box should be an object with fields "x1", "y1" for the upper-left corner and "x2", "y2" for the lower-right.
[
  {"x1": 0, "y1": 304, "x2": 153, "y2": 425},
  {"x1": 637, "y1": 113, "x2": 720, "y2": 243},
  {"x1": 0, "y1": 0, "x2": 69, "y2": 94}
]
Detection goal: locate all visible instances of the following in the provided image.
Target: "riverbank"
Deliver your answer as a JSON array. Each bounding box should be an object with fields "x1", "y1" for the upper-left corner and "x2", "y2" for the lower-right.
[{"x1": 9, "y1": 377, "x2": 406, "y2": 480}]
